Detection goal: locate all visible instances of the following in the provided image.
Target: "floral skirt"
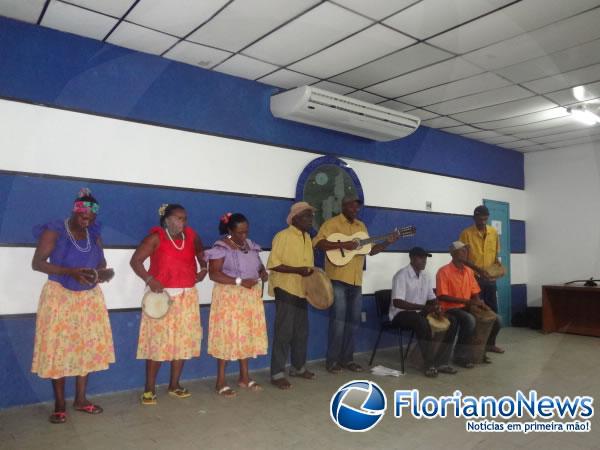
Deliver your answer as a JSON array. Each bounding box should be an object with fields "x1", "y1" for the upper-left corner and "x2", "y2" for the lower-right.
[
  {"x1": 208, "y1": 283, "x2": 268, "y2": 361},
  {"x1": 137, "y1": 287, "x2": 201, "y2": 361},
  {"x1": 31, "y1": 281, "x2": 115, "y2": 379}
]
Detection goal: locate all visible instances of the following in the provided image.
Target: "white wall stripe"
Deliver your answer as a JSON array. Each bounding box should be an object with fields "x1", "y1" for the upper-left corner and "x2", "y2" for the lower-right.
[
  {"x1": 0, "y1": 247, "x2": 526, "y2": 315},
  {"x1": 0, "y1": 99, "x2": 526, "y2": 220}
]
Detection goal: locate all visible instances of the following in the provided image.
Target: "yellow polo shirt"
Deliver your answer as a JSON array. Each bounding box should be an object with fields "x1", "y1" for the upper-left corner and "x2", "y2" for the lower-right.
[
  {"x1": 313, "y1": 213, "x2": 368, "y2": 286},
  {"x1": 267, "y1": 225, "x2": 314, "y2": 298},
  {"x1": 459, "y1": 224, "x2": 499, "y2": 269}
]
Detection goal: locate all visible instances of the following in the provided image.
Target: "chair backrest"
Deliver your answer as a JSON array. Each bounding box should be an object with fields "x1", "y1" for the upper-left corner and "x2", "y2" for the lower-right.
[{"x1": 374, "y1": 289, "x2": 392, "y2": 319}]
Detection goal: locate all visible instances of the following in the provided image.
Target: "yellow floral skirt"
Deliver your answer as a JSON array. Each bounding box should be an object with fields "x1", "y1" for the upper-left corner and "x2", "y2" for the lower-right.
[
  {"x1": 31, "y1": 281, "x2": 115, "y2": 379},
  {"x1": 137, "y1": 287, "x2": 201, "y2": 361},
  {"x1": 208, "y1": 283, "x2": 268, "y2": 361}
]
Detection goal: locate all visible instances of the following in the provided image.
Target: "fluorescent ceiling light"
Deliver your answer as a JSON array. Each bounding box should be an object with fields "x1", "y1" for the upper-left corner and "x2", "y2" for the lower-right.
[
  {"x1": 569, "y1": 108, "x2": 600, "y2": 125},
  {"x1": 572, "y1": 85, "x2": 586, "y2": 102}
]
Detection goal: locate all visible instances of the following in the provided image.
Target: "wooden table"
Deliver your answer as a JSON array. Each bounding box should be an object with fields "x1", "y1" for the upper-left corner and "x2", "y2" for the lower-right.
[{"x1": 542, "y1": 284, "x2": 600, "y2": 337}]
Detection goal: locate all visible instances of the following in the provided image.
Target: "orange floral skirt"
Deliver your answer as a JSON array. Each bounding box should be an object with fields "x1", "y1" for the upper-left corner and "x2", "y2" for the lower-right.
[
  {"x1": 31, "y1": 281, "x2": 115, "y2": 379},
  {"x1": 208, "y1": 283, "x2": 267, "y2": 361},
  {"x1": 136, "y1": 287, "x2": 201, "y2": 361}
]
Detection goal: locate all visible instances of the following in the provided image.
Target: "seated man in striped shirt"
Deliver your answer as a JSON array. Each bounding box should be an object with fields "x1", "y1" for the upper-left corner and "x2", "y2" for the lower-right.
[{"x1": 389, "y1": 247, "x2": 458, "y2": 377}]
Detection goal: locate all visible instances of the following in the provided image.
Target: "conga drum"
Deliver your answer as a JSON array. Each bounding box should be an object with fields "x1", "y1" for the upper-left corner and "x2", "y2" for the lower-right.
[
  {"x1": 302, "y1": 268, "x2": 334, "y2": 310},
  {"x1": 407, "y1": 313, "x2": 451, "y2": 370},
  {"x1": 484, "y1": 262, "x2": 506, "y2": 280},
  {"x1": 466, "y1": 303, "x2": 497, "y2": 363}
]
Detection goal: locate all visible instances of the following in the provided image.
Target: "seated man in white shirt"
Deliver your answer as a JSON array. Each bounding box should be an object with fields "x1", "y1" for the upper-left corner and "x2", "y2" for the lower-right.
[{"x1": 389, "y1": 247, "x2": 459, "y2": 377}]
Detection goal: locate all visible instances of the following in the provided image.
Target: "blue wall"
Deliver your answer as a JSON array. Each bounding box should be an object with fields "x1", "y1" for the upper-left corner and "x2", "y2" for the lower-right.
[
  {"x1": 0, "y1": 16, "x2": 526, "y2": 409},
  {"x1": 0, "y1": 172, "x2": 526, "y2": 253}
]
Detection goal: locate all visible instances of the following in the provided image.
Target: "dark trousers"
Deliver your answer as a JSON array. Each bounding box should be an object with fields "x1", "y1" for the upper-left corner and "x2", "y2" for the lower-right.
[
  {"x1": 477, "y1": 279, "x2": 502, "y2": 347},
  {"x1": 446, "y1": 308, "x2": 476, "y2": 362},
  {"x1": 391, "y1": 311, "x2": 458, "y2": 367},
  {"x1": 270, "y1": 288, "x2": 308, "y2": 380},
  {"x1": 327, "y1": 281, "x2": 362, "y2": 368}
]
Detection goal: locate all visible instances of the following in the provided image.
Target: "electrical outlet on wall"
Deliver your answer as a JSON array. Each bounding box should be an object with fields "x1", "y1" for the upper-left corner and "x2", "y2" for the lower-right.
[
  {"x1": 426, "y1": 201, "x2": 432, "y2": 211},
  {"x1": 361, "y1": 311, "x2": 367, "y2": 322}
]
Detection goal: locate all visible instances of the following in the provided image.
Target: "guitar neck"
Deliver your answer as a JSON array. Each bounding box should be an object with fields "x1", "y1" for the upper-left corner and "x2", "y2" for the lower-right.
[{"x1": 358, "y1": 227, "x2": 415, "y2": 245}]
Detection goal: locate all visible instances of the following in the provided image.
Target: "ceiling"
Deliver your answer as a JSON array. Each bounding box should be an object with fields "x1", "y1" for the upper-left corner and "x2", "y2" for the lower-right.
[{"x1": 2, "y1": 0, "x2": 600, "y2": 152}]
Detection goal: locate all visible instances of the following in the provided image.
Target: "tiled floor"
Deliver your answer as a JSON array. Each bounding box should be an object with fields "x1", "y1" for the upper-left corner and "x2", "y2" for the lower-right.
[{"x1": 1, "y1": 328, "x2": 598, "y2": 450}]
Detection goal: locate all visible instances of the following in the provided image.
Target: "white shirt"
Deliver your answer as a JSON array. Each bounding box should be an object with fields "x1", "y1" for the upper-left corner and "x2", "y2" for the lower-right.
[{"x1": 389, "y1": 264, "x2": 436, "y2": 321}]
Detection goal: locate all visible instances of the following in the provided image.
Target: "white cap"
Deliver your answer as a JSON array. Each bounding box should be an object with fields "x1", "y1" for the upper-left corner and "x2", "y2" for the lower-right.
[{"x1": 449, "y1": 241, "x2": 468, "y2": 252}]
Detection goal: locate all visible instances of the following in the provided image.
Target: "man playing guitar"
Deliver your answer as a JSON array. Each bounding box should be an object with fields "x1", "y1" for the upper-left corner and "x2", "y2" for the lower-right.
[{"x1": 314, "y1": 194, "x2": 400, "y2": 374}]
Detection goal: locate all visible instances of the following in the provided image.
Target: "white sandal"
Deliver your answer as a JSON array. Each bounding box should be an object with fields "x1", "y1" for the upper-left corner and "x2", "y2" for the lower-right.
[{"x1": 216, "y1": 386, "x2": 236, "y2": 397}]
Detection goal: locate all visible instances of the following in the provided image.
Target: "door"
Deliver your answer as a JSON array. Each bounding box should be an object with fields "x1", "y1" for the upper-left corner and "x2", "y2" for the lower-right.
[{"x1": 483, "y1": 199, "x2": 511, "y2": 326}]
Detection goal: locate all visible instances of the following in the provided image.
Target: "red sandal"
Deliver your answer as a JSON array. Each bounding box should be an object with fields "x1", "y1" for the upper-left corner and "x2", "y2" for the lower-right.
[
  {"x1": 74, "y1": 404, "x2": 103, "y2": 414},
  {"x1": 49, "y1": 411, "x2": 67, "y2": 424}
]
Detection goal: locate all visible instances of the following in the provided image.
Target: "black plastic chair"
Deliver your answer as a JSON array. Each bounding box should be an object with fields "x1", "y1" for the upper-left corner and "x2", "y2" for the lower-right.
[{"x1": 369, "y1": 289, "x2": 414, "y2": 374}]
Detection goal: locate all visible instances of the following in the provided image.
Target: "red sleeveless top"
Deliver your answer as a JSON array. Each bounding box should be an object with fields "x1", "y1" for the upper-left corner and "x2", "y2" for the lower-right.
[{"x1": 148, "y1": 226, "x2": 198, "y2": 288}]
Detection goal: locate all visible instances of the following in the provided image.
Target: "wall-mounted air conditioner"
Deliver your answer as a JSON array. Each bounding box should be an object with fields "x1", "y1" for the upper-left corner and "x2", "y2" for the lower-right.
[{"x1": 270, "y1": 86, "x2": 420, "y2": 142}]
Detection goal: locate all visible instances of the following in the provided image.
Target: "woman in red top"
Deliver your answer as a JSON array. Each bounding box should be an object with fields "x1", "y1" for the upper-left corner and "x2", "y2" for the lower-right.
[{"x1": 130, "y1": 204, "x2": 207, "y2": 405}]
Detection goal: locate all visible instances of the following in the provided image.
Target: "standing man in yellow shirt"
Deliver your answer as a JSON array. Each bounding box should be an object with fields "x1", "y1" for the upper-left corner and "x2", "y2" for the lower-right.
[
  {"x1": 459, "y1": 205, "x2": 504, "y2": 354},
  {"x1": 314, "y1": 195, "x2": 400, "y2": 373},
  {"x1": 267, "y1": 202, "x2": 317, "y2": 390}
]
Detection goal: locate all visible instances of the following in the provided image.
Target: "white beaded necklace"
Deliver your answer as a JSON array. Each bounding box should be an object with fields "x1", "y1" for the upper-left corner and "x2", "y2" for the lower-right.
[
  {"x1": 165, "y1": 227, "x2": 185, "y2": 250},
  {"x1": 64, "y1": 218, "x2": 91, "y2": 253}
]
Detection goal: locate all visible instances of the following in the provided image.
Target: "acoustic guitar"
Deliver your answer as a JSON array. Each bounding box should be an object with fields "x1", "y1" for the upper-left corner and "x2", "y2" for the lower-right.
[{"x1": 325, "y1": 226, "x2": 416, "y2": 266}]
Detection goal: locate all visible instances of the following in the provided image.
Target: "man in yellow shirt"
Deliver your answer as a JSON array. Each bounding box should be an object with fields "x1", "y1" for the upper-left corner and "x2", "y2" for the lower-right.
[
  {"x1": 459, "y1": 205, "x2": 503, "y2": 354},
  {"x1": 267, "y1": 202, "x2": 316, "y2": 390},
  {"x1": 314, "y1": 195, "x2": 400, "y2": 373}
]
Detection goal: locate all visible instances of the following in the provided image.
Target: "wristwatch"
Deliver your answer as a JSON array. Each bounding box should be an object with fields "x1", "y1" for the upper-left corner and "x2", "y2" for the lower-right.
[{"x1": 235, "y1": 277, "x2": 242, "y2": 286}]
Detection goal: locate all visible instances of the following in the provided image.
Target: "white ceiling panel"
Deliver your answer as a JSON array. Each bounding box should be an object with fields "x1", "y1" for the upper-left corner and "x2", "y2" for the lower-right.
[
  {"x1": 405, "y1": 108, "x2": 439, "y2": 120},
  {"x1": 427, "y1": 85, "x2": 533, "y2": 115},
  {"x1": 66, "y1": 0, "x2": 136, "y2": 17},
  {"x1": 522, "y1": 63, "x2": 600, "y2": 94},
  {"x1": 514, "y1": 143, "x2": 550, "y2": 152},
  {"x1": 428, "y1": 0, "x2": 600, "y2": 54},
  {"x1": 545, "y1": 80, "x2": 600, "y2": 105},
  {"x1": 258, "y1": 69, "x2": 319, "y2": 89},
  {"x1": 494, "y1": 116, "x2": 582, "y2": 136},
  {"x1": 384, "y1": 0, "x2": 514, "y2": 40},
  {"x1": 462, "y1": 129, "x2": 507, "y2": 140},
  {"x1": 398, "y1": 72, "x2": 511, "y2": 107},
  {"x1": 127, "y1": 0, "x2": 229, "y2": 37},
  {"x1": 422, "y1": 116, "x2": 462, "y2": 128},
  {"x1": 480, "y1": 134, "x2": 522, "y2": 145},
  {"x1": 543, "y1": 134, "x2": 600, "y2": 149},
  {"x1": 107, "y1": 21, "x2": 179, "y2": 54},
  {"x1": 330, "y1": 43, "x2": 449, "y2": 89},
  {"x1": 188, "y1": 0, "x2": 319, "y2": 52},
  {"x1": 512, "y1": 120, "x2": 595, "y2": 139},
  {"x1": 463, "y1": 7, "x2": 600, "y2": 70},
  {"x1": 213, "y1": 54, "x2": 278, "y2": 80},
  {"x1": 346, "y1": 90, "x2": 387, "y2": 104},
  {"x1": 473, "y1": 107, "x2": 570, "y2": 130},
  {"x1": 441, "y1": 125, "x2": 481, "y2": 134},
  {"x1": 163, "y1": 40, "x2": 231, "y2": 69},
  {"x1": 368, "y1": 57, "x2": 483, "y2": 98},
  {"x1": 377, "y1": 100, "x2": 415, "y2": 112},
  {"x1": 0, "y1": 0, "x2": 46, "y2": 23},
  {"x1": 452, "y1": 96, "x2": 558, "y2": 123},
  {"x1": 508, "y1": 139, "x2": 543, "y2": 149},
  {"x1": 310, "y1": 80, "x2": 355, "y2": 95},
  {"x1": 332, "y1": 0, "x2": 418, "y2": 20},
  {"x1": 42, "y1": 1, "x2": 118, "y2": 40},
  {"x1": 290, "y1": 24, "x2": 415, "y2": 79},
  {"x1": 533, "y1": 127, "x2": 600, "y2": 144},
  {"x1": 242, "y1": 2, "x2": 371, "y2": 66},
  {"x1": 495, "y1": 38, "x2": 600, "y2": 83}
]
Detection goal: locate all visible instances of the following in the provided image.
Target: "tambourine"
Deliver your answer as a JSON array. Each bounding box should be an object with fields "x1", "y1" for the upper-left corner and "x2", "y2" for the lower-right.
[
  {"x1": 484, "y1": 262, "x2": 506, "y2": 279},
  {"x1": 302, "y1": 268, "x2": 334, "y2": 310},
  {"x1": 142, "y1": 290, "x2": 172, "y2": 319}
]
